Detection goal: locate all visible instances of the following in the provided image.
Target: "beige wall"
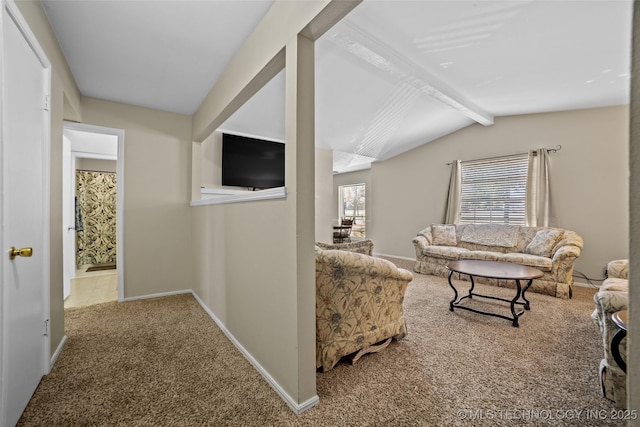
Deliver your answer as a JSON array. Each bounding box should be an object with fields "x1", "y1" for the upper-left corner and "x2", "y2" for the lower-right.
[
  {"x1": 370, "y1": 106, "x2": 629, "y2": 282},
  {"x1": 48, "y1": 73, "x2": 65, "y2": 354},
  {"x1": 80, "y1": 98, "x2": 194, "y2": 298},
  {"x1": 315, "y1": 148, "x2": 334, "y2": 244},
  {"x1": 191, "y1": 33, "x2": 319, "y2": 408},
  {"x1": 190, "y1": 2, "x2": 359, "y2": 409},
  {"x1": 77, "y1": 158, "x2": 117, "y2": 173},
  {"x1": 16, "y1": 0, "x2": 81, "y2": 121}
]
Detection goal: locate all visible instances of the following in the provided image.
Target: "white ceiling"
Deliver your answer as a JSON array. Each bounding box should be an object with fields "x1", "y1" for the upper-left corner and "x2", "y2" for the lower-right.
[{"x1": 42, "y1": 0, "x2": 632, "y2": 173}]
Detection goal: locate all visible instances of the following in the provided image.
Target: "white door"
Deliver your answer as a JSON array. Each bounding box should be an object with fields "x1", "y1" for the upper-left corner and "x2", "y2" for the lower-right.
[{"x1": 1, "y1": 1, "x2": 51, "y2": 426}]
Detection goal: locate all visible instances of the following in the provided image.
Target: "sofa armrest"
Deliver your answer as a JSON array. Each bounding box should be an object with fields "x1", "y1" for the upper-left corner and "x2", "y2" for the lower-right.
[
  {"x1": 551, "y1": 229, "x2": 582, "y2": 260},
  {"x1": 607, "y1": 259, "x2": 629, "y2": 280},
  {"x1": 412, "y1": 235, "x2": 430, "y2": 258},
  {"x1": 551, "y1": 244, "x2": 582, "y2": 263}
]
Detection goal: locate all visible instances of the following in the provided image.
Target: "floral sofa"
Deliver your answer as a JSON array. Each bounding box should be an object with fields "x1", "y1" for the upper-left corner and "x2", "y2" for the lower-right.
[
  {"x1": 592, "y1": 259, "x2": 628, "y2": 408},
  {"x1": 315, "y1": 240, "x2": 413, "y2": 371},
  {"x1": 412, "y1": 224, "x2": 583, "y2": 299}
]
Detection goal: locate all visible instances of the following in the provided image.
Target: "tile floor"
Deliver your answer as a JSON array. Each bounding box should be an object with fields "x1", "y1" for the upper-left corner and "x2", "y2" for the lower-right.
[{"x1": 64, "y1": 267, "x2": 118, "y2": 309}]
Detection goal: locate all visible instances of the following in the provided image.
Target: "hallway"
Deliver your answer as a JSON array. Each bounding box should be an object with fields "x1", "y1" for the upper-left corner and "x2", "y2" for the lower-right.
[{"x1": 64, "y1": 268, "x2": 117, "y2": 309}]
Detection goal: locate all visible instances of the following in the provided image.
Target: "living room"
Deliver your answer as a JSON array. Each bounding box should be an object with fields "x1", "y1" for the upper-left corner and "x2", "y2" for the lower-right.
[{"x1": 4, "y1": 0, "x2": 638, "y2": 425}]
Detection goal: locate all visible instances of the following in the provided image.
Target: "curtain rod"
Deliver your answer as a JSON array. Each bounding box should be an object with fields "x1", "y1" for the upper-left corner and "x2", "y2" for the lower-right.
[{"x1": 446, "y1": 145, "x2": 561, "y2": 165}]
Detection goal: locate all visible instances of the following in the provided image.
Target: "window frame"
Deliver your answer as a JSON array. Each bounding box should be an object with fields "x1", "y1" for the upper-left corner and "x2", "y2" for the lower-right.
[{"x1": 338, "y1": 183, "x2": 366, "y2": 238}]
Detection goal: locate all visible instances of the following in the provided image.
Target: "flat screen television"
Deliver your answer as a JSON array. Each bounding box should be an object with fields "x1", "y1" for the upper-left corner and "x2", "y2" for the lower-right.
[{"x1": 221, "y1": 133, "x2": 285, "y2": 189}]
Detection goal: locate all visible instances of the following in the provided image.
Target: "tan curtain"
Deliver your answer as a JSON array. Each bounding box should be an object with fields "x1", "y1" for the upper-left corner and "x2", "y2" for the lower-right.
[
  {"x1": 444, "y1": 160, "x2": 461, "y2": 224},
  {"x1": 525, "y1": 148, "x2": 550, "y2": 226}
]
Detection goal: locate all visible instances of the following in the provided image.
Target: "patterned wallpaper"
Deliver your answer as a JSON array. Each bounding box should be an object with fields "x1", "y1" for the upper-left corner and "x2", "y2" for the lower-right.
[{"x1": 76, "y1": 171, "x2": 117, "y2": 268}]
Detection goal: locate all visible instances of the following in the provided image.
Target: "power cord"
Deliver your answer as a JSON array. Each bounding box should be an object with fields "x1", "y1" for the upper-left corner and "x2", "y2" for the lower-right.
[{"x1": 573, "y1": 269, "x2": 607, "y2": 288}]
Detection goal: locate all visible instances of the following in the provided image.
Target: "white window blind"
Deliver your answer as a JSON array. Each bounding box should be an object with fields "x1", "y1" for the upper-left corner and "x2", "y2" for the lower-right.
[{"x1": 459, "y1": 153, "x2": 529, "y2": 225}]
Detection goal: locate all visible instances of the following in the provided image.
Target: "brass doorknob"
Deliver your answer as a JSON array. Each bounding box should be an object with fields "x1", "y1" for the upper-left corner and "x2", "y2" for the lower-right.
[{"x1": 9, "y1": 247, "x2": 33, "y2": 260}]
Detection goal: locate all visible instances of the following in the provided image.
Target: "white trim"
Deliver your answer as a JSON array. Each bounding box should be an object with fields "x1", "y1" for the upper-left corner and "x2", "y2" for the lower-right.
[
  {"x1": 374, "y1": 252, "x2": 415, "y2": 262},
  {"x1": 122, "y1": 289, "x2": 192, "y2": 303},
  {"x1": 63, "y1": 121, "x2": 125, "y2": 303},
  {"x1": 190, "y1": 291, "x2": 319, "y2": 414},
  {"x1": 573, "y1": 281, "x2": 598, "y2": 288},
  {"x1": 71, "y1": 151, "x2": 117, "y2": 161},
  {"x1": 191, "y1": 186, "x2": 287, "y2": 207},
  {"x1": 49, "y1": 335, "x2": 67, "y2": 369}
]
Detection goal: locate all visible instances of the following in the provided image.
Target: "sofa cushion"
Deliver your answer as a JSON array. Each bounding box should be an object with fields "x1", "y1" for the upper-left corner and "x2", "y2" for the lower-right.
[
  {"x1": 459, "y1": 251, "x2": 502, "y2": 261},
  {"x1": 525, "y1": 228, "x2": 563, "y2": 257},
  {"x1": 497, "y1": 253, "x2": 553, "y2": 271},
  {"x1": 431, "y1": 224, "x2": 457, "y2": 246},
  {"x1": 423, "y1": 246, "x2": 469, "y2": 260},
  {"x1": 460, "y1": 224, "x2": 519, "y2": 247}
]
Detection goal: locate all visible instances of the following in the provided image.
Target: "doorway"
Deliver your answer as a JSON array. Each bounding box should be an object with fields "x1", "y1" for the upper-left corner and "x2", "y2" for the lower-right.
[{"x1": 62, "y1": 122, "x2": 124, "y2": 307}]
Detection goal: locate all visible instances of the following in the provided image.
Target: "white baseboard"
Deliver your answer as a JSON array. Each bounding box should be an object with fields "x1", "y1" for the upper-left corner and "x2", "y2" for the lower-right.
[
  {"x1": 374, "y1": 252, "x2": 415, "y2": 262},
  {"x1": 50, "y1": 335, "x2": 68, "y2": 371},
  {"x1": 573, "y1": 281, "x2": 600, "y2": 288},
  {"x1": 189, "y1": 291, "x2": 318, "y2": 414},
  {"x1": 122, "y1": 289, "x2": 192, "y2": 302}
]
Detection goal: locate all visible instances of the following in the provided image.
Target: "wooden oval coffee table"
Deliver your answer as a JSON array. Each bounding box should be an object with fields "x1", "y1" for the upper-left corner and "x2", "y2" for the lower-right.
[{"x1": 446, "y1": 260, "x2": 544, "y2": 327}]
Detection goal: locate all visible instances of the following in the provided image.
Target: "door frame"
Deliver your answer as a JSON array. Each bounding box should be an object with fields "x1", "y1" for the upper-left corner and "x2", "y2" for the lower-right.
[
  {"x1": 0, "y1": 0, "x2": 52, "y2": 417},
  {"x1": 63, "y1": 121, "x2": 125, "y2": 302}
]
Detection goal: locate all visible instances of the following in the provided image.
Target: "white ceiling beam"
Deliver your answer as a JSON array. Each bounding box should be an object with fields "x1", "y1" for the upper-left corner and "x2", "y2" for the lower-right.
[{"x1": 327, "y1": 20, "x2": 494, "y2": 126}]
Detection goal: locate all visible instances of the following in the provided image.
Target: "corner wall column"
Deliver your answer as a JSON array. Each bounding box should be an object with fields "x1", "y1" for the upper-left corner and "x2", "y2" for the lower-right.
[{"x1": 286, "y1": 33, "x2": 317, "y2": 408}]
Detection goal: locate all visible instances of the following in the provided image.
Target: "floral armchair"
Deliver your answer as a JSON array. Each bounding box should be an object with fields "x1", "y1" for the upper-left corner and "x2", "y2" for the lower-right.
[
  {"x1": 315, "y1": 240, "x2": 413, "y2": 371},
  {"x1": 592, "y1": 259, "x2": 629, "y2": 407}
]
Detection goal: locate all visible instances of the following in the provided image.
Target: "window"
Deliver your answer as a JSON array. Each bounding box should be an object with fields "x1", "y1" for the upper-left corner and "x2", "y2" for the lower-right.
[
  {"x1": 459, "y1": 153, "x2": 529, "y2": 225},
  {"x1": 338, "y1": 183, "x2": 366, "y2": 238}
]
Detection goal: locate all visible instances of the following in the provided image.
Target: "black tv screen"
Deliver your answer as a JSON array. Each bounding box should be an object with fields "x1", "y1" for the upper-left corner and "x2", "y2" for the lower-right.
[{"x1": 221, "y1": 133, "x2": 285, "y2": 189}]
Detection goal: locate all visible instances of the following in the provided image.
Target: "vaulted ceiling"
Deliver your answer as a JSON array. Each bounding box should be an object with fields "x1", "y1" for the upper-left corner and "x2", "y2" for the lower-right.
[{"x1": 42, "y1": 0, "x2": 632, "y2": 173}]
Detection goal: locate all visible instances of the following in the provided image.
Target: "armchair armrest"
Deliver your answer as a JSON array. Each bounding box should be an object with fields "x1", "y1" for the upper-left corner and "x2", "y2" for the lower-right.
[
  {"x1": 607, "y1": 259, "x2": 629, "y2": 280},
  {"x1": 316, "y1": 249, "x2": 413, "y2": 282}
]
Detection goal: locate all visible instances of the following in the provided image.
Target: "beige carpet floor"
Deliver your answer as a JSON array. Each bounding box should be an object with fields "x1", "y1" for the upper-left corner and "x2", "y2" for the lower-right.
[{"x1": 18, "y1": 258, "x2": 624, "y2": 426}]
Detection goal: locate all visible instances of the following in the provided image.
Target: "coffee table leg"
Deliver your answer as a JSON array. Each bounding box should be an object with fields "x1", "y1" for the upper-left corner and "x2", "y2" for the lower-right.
[
  {"x1": 521, "y1": 279, "x2": 532, "y2": 310},
  {"x1": 511, "y1": 279, "x2": 523, "y2": 327},
  {"x1": 468, "y1": 274, "x2": 475, "y2": 298},
  {"x1": 447, "y1": 270, "x2": 458, "y2": 311}
]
